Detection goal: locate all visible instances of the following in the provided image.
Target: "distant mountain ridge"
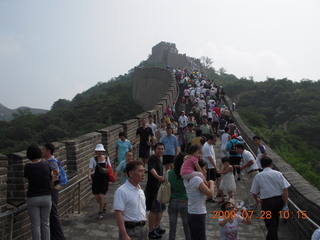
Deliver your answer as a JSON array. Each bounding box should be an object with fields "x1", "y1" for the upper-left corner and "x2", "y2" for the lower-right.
[{"x1": 0, "y1": 103, "x2": 48, "y2": 121}]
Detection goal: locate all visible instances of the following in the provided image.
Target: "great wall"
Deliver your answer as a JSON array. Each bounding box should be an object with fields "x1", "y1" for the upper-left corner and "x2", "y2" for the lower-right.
[{"x1": 0, "y1": 42, "x2": 319, "y2": 239}]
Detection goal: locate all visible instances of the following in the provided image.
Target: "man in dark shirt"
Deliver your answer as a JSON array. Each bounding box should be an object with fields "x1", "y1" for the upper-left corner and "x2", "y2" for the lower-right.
[
  {"x1": 135, "y1": 118, "x2": 154, "y2": 168},
  {"x1": 42, "y1": 143, "x2": 66, "y2": 240},
  {"x1": 145, "y1": 142, "x2": 165, "y2": 239}
]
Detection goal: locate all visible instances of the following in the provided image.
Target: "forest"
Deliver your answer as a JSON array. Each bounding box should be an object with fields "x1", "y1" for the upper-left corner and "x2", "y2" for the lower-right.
[
  {"x1": 0, "y1": 73, "x2": 143, "y2": 155},
  {"x1": 1, "y1": 49, "x2": 319, "y2": 189},
  {"x1": 220, "y1": 76, "x2": 320, "y2": 189}
]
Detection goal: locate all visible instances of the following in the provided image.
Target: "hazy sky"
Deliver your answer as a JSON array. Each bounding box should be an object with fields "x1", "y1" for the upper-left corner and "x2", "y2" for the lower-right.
[{"x1": 1, "y1": 0, "x2": 319, "y2": 110}]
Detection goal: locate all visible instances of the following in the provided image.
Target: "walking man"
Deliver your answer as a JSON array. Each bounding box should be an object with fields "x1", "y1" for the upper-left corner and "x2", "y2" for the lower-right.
[
  {"x1": 145, "y1": 143, "x2": 166, "y2": 239},
  {"x1": 160, "y1": 126, "x2": 179, "y2": 170},
  {"x1": 251, "y1": 157, "x2": 290, "y2": 240},
  {"x1": 42, "y1": 143, "x2": 66, "y2": 240},
  {"x1": 135, "y1": 118, "x2": 154, "y2": 168},
  {"x1": 202, "y1": 135, "x2": 221, "y2": 202},
  {"x1": 234, "y1": 143, "x2": 259, "y2": 210}
]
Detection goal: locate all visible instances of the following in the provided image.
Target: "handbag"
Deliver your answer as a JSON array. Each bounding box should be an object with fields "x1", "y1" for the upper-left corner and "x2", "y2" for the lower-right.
[
  {"x1": 94, "y1": 156, "x2": 115, "y2": 183},
  {"x1": 107, "y1": 159, "x2": 115, "y2": 183},
  {"x1": 157, "y1": 170, "x2": 171, "y2": 204}
]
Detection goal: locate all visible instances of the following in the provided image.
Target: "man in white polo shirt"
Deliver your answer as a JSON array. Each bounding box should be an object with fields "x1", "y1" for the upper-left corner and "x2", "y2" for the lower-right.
[
  {"x1": 202, "y1": 134, "x2": 221, "y2": 202},
  {"x1": 234, "y1": 143, "x2": 259, "y2": 210},
  {"x1": 114, "y1": 161, "x2": 148, "y2": 240},
  {"x1": 251, "y1": 157, "x2": 290, "y2": 240}
]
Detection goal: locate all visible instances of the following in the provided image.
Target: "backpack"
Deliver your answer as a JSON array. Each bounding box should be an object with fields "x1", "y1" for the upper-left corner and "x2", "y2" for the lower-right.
[
  {"x1": 49, "y1": 159, "x2": 68, "y2": 186},
  {"x1": 229, "y1": 140, "x2": 238, "y2": 155}
]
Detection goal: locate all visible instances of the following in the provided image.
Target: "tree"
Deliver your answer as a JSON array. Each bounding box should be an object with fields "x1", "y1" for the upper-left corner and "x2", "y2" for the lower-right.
[
  {"x1": 218, "y1": 67, "x2": 227, "y2": 75},
  {"x1": 200, "y1": 56, "x2": 213, "y2": 69}
]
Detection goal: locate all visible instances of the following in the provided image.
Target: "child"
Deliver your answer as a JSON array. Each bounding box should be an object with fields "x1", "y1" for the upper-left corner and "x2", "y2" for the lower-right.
[
  {"x1": 115, "y1": 152, "x2": 133, "y2": 184},
  {"x1": 180, "y1": 145, "x2": 205, "y2": 181},
  {"x1": 219, "y1": 157, "x2": 236, "y2": 203},
  {"x1": 219, "y1": 202, "x2": 251, "y2": 240}
]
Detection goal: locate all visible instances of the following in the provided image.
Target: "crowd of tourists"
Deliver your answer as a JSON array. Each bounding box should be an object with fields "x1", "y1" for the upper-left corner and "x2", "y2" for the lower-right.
[{"x1": 23, "y1": 68, "x2": 294, "y2": 240}]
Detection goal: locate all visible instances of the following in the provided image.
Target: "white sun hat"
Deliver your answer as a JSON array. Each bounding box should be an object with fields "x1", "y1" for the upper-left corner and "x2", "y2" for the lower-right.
[{"x1": 94, "y1": 144, "x2": 105, "y2": 152}]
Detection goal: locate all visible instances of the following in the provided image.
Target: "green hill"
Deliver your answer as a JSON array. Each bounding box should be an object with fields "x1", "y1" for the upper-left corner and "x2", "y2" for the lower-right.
[
  {"x1": 222, "y1": 77, "x2": 320, "y2": 188},
  {"x1": 0, "y1": 73, "x2": 143, "y2": 155}
]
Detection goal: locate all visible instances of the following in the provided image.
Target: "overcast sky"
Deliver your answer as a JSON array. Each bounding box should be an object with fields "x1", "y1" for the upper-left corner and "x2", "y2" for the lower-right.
[{"x1": 1, "y1": 0, "x2": 319, "y2": 110}]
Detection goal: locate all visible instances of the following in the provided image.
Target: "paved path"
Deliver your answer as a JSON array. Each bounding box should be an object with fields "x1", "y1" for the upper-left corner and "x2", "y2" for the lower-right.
[{"x1": 61, "y1": 141, "x2": 299, "y2": 240}]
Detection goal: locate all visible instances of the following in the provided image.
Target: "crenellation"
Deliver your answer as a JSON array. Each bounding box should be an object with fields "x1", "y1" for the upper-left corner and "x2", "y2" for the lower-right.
[
  {"x1": 0, "y1": 67, "x2": 178, "y2": 239},
  {"x1": 224, "y1": 95, "x2": 320, "y2": 238}
]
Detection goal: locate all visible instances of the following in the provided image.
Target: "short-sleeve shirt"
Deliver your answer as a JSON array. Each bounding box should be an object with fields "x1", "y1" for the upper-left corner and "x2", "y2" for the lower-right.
[
  {"x1": 202, "y1": 142, "x2": 216, "y2": 169},
  {"x1": 219, "y1": 215, "x2": 243, "y2": 240},
  {"x1": 115, "y1": 139, "x2": 132, "y2": 163},
  {"x1": 116, "y1": 160, "x2": 128, "y2": 185},
  {"x1": 145, "y1": 155, "x2": 163, "y2": 192},
  {"x1": 160, "y1": 135, "x2": 179, "y2": 156},
  {"x1": 242, "y1": 149, "x2": 258, "y2": 173},
  {"x1": 250, "y1": 167, "x2": 291, "y2": 199},
  {"x1": 146, "y1": 122, "x2": 157, "y2": 136},
  {"x1": 89, "y1": 157, "x2": 111, "y2": 171},
  {"x1": 24, "y1": 161, "x2": 51, "y2": 198},
  {"x1": 199, "y1": 124, "x2": 213, "y2": 135},
  {"x1": 136, "y1": 126, "x2": 154, "y2": 147},
  {"x1": 226, "y1": 139, "x2": 242, "y2": 157},
  {"x1": 180, "y1": 156, "x2": 198, "y2": 175},
  {"x1": 184, "y1": 176, "x2": 206, "y2": 214},
  {"x1": 168, "y1": 169, "x2": 188, "y2": 200},
  {"x1": 114, "y1": 181, "x2": 146, "y2": 222},
  {"x1": 178, "y1": 115, "x2": 188, "y2": 128}
]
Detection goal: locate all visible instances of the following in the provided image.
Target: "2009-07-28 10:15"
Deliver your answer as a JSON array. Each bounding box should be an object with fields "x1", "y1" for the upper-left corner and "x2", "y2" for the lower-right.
[{"x1": 212, "y1": 210, "x2": 308, "y2": 220}]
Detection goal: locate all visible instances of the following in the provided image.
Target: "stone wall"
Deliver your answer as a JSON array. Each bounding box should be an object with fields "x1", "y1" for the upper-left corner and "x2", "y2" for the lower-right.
[
  {"x1": 0, "y1": 67, "x2": 178, "y2": 239},
  {"x1": 223, "y1": 95, "x2": 320, "y2": 239},
  {"x1": 133, "y1": 67, "x2": 176, "y2": 111}
]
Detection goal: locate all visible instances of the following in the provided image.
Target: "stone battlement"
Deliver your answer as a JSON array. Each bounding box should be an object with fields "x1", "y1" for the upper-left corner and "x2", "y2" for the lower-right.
[{"x1": 0, "y1": 67, "x2": 178, "y2": 239}]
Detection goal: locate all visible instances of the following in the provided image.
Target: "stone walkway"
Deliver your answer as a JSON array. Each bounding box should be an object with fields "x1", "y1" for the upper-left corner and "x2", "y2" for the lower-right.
[{"x1": 61, "y1": 141, "x2": 299, "y2": 240}]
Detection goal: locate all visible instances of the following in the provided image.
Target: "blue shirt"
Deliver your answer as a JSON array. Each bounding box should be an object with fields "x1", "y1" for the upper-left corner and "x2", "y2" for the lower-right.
[
  {"x1": 226, "y1": 139, "x2": 242, "y2": 157},
  {"x1": 115, "y1": 139, "x2": 132, "y2": 163},
  {"x1": 160, "y1": 135, "x2": 179, "y2": 156},
  {"x1": 116, "y1": 161, "x2": 128, "y2": 185}
]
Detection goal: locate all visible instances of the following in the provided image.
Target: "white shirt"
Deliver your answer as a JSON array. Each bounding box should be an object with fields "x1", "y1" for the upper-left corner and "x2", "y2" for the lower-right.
[
  {"x1": 146, "y1": 122, "x2": 157, "y2": 137},
  {"x1": 113, "y1": 180, "x2": 146, "y2": 221},
  {"x1": 198, "y1": 99, "x2": 206, "y2": 109},
  {"x1": 202, "y1": 142, "x2": 216, "y2": 169},
  {"x1": 250, "y1": 167, "x2": 291, "y2": 199},
  {"x1": 89, "y1": 157, "x2": 111, "y2": 171},
  {"x1": 219, "y1": 215, "x2": 243, "y2": 240},
  {"x1": 220, "y1": 133, "x2": 229, "y2": 150},
  {"x1": 178, "y1": 115, "x2": 188, "y2": 128},
  {"x1": 242, "y1": 150, "x2": 258, "y2": 173},
  {"x1": 184, "y1": 176, "x2": 207, "y2": 214}
]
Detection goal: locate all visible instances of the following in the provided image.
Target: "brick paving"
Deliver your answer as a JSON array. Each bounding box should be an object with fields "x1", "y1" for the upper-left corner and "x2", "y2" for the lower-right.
[{"x1": 61, "y1": 141, "x2": 299, "y2": 240}]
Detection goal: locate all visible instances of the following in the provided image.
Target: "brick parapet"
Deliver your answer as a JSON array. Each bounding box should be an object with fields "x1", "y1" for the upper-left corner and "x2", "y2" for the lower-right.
[
  {"x1": 224, "y1": 95, "x2": 320, "y2": 238},
  {"x1": 0, "y1": 67, "x2": 179, "y2": 239},
  {"x1": 0, "y1": 154, "x2": 8, "y2": 213}
]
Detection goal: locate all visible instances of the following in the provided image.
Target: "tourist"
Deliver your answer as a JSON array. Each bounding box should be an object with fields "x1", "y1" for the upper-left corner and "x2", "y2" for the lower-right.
[
  {"x1": 219, "y1": 201, "x2": 251, "y2": 240},
  {"x1": 115, "y1": 151, "x2": 134, "y2": 185},
  {"x1": 160, "y1": 125, "x2": 179, "y2": 170},
  {"x1": 25, "y1": 145, "x2": 52, "y2": 240},
  {"x1": 251, "y1": 157, "x2": 290, "y2": 240},
  {"x1": 168, "y1": 153, "x2": 191, "y2": 240},
  {"x1": 42, "y1": 143, "x2": 66, "y2": 240},
  {"x1": 135, "y1": 118, "x2": 154, "y2": 169},
  {"x1": 253, "y1": 136, "x2": 267, "y2": 172},
  {"x1": 184, "y1": 160, "x2": 215, "y2": 240},
  {"x1": 234, "y1": 143, "x2": 259, "y2": 210},
  {"x1": 114, "y1": 161, "x2": 148, "y2": 240},
  {"x1": 87, "y1": 144, "x2": 110, "y2": 220},
  {"x1": 145, "y1": 143, "x2": 166, "y2": 239},
  {"x1": 115, "y1": 132, "x2": 132, "y2": 165},
  {"x1": 219, "y1": 157, "x2": 236, "y2": 203}
]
